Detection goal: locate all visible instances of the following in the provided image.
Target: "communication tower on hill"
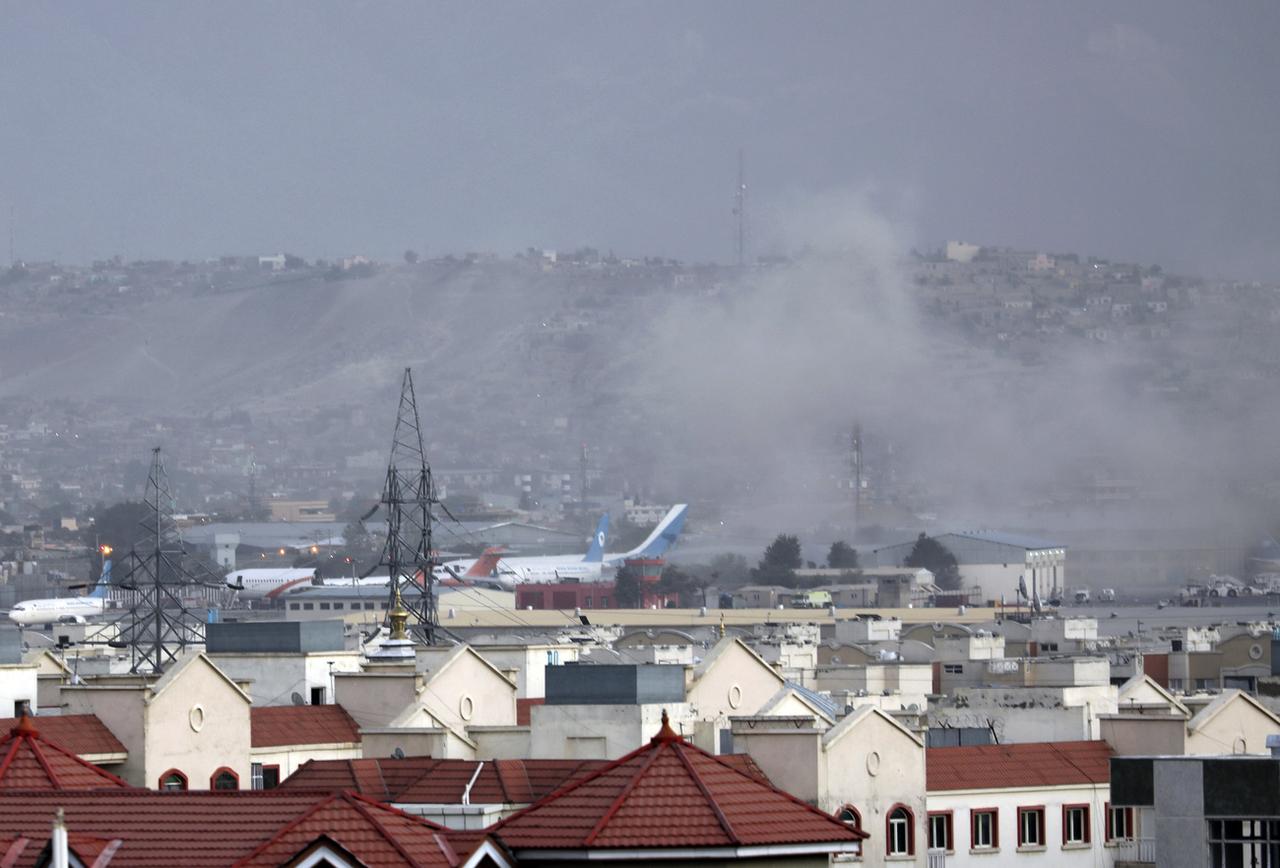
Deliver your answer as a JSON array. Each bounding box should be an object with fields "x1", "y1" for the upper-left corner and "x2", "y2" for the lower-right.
[{"x1": 374, "y1": 368, "x2": 442, "y2": 644}]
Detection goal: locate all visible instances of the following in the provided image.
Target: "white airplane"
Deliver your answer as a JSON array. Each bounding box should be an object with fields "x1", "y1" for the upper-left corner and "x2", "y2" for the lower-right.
[
  {"x1": 8, "y1": 560, "x2": 112, "y2": 626},
  {"x1": 437, "y1": 505, "x2": 688, "y2": 586},
  {"x1": 224, "y1": 567, "x2": 318, "y2": 600}
]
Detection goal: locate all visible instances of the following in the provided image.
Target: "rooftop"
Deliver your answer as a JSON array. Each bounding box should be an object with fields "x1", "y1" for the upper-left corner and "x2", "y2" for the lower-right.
[
  {"x1": 489, "y1": 711, "x2": 864, "y2": 854},
  {"x1": 0, "y1": 715, "x2": 126, "y2": 760},
  {"x1": 0, "y1": 716, "x2": 130, "y2": 791},
  {"x1": 927, "y1": 740, "x2": 1113, "y2": 792},
  {"x1": 250, "y1": 705, "x2": 362, "y2": 749}
]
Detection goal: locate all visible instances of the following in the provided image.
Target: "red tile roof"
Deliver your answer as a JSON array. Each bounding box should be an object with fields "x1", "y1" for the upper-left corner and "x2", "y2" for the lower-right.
[
  {"x1": 926, "y1": 740, "x2": 1114, "y2": 792},
  {"x1": 0, "y1": 791, "x2": 460, "y2": 867},
  {"x1": 250, "y1": 704, "x2": 361, "y2": 749},
  {"x1": 0, "y1": 715, "x2": 125, "y2": 759},
  {"x1": 280, "y1": 757, "x2": 609, "y2": 805},
  {"x1": 0, "y1": 716, "x2": 130, "y2": 791},
  {"x1": 488, "y1": 712, "x2": 865, "y2": 854}
]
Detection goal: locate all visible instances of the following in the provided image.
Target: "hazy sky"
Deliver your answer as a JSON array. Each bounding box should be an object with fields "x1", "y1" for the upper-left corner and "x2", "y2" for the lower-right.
[{"x1": 3, "y1": 2, "x2": 1278, "y2": 277}]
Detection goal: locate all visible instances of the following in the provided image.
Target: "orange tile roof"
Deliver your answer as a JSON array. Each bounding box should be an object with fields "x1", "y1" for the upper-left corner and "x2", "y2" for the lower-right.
[
  {"x1": 0, "y1": 715, "x2": 125, "y2": 759},
  {"x1": 926, "y1": 740, "x2": 1113, "y2": 792},
  {"x1": 489, "y1": 712, "x2": 865, "y2": 853},
  {"x1": 0, "y1": 716, "x2": 130, "y2": 792},
  {"x1": 250, "y1": 704, "x2": 361, "y2": 748},
  {"x1": 0, "y1": 791, "x2": 460, "y2": 867}
]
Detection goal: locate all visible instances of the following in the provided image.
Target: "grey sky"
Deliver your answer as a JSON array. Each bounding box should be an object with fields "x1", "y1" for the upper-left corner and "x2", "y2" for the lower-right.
[{"x1": 3, "y1": 2, "x2": 1278, "y2": 277}]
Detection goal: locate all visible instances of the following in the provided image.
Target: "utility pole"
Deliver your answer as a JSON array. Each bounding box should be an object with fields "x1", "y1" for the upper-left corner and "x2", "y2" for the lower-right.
[
  {"x1": 733, "y1": 149, "x2": 747, "y2": 269},
  {"x1": 850, "y1": 424, "x2": 862, "y2": 532},
  {"x1": 579, "y1": 442, "x2": 589, "y2": 507}
]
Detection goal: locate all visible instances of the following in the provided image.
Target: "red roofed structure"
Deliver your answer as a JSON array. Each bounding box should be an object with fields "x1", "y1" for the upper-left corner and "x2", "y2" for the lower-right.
[
  {"x1": 0, "y1": 715, "x2": 130, "y2": 791},
  {"x1": 926, "y1": 740, "x2": 1113, "y2": 791},
  {"x1": 0, "y1": 790, "x2": 473, "y2": 867},
  {"x1": 250, "y1": 704, "x2": 362, "y2": 749},
  {"x1": 486, "y1": 711, "x2": 865, "y2": 864},
  {"x1": 0, "y1": 715, "x2": 126, "y2": 765}
]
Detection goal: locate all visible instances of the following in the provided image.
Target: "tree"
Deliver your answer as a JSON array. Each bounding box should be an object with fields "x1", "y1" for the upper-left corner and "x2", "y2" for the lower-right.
[
  {"x1": 904, "y1": 533, "x2": 962, "y2": 590},
  {"x1": 403, "y1": 250, "x2": 420, "y2": 265},
  {"x1": 613, "y1": 563, "x2": 642, "y2": 608},
  {"x1": 753, "y1": 534, "x2": 802, "y2": 585},
  {"x1": 707, "y1": 552, "x2": 751, "y2": 586},
  {"x1": 827, "y1": 540, "x2": 859, "y2": 570}
]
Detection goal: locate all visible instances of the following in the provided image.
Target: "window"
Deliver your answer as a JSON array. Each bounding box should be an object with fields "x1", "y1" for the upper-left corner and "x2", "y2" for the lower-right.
[
  {"x1": 887, "y1": 805, "x2": 914, "y2": 856},
  {"x1": 1018, "y1": 806, "x2": 1045, "y2": 848},
  {"x1": 302, "y1": 603, "x2": 314, "y2": 611},
  {"x1": 13, "y1": 700, "x2": 29, "y2": 717},
  {"x1": 251, "y1": 763, "x2": 264, "y2": 790},
  {"x1": 289, "y1": 602, "x2": 300, "y2": 610},
  {"x1": 319, "y1": 602, "x2": 330, "y2": 610},
  {"x1": 261, "y1": 765, "x2": 280, "y2": 790},
  {"x1": 1209, "y1": 819, "x2": 1280, "y2": 867},
  {"x1": 928, "y1": 811, "x2": 954, "y2": 852},
  {"x1": 363, "y1": 602, "x2": 375, "y2": 610},
  {"x1": 332, "y1": 602, "x2": 344, "y2": 610},
  {"x1": 211, "y1": 768, "x2": 239, "y2": 790},
  {"x1": 546, "y1": 650, "x2": 561, "y2": 666},
  {"x1": 1106, "y1": 804, "x2": 1134, "y2": 841},
  {"x1": 942, "y1": 664, "x2": 963, "y2": 674},
  {"x1": 1063, "y1": 804, "x2": 1090, "y2": 845},
  {"x1": 971, "y1": 808, "x2": 998, "y2": 850},
  {"x1": 159, "y1": 769, "x2": 188, "y2": 791},
  {"x1": 837, "y1": 806, "x2": 862, "y2": 834}
]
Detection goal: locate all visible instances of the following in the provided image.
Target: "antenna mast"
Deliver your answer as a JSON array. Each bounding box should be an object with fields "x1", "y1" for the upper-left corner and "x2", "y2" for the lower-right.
[
  {"x1": 733, "y1": 149, "x2": 747, "y2": 269},
  {"x1": 850, "y1": 424, "x2": 862, "y2": 531},
  {"x1": 377, "y1": 369, "x2": 441, "y2": 644}
]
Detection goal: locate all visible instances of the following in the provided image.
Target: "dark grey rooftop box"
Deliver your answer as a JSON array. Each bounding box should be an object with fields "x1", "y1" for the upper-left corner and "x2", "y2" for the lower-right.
[
  {"x1": 546, "y1": 663, "x2": 686, "y2": 706},
  {"x1": 206, "y1": 619, "x2": 345, "y2": 654},
  {"x1": 0, "y1": 627, "x2": 20, "y2": 665}
]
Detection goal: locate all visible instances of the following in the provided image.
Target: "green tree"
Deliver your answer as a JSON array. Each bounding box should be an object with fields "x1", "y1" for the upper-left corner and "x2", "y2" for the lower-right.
[
  {"x1": 613, "y1": 562, "x2": 642, "y2": 608},
  {"x1": 827, "y1": 540, "x2": 859, "y2": 569},
  {"x1": 753, "y1": 534, "x2": 802, "y2": 585},
  {"x1": 904, "y1": 532, "x2": 962, "y2": 590},
  {"x1": 707, "y1": 552, "x2": 751, "y2": 586}
]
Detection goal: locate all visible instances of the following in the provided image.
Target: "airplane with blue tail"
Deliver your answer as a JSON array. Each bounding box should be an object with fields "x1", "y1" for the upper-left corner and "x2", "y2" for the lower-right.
[{"x1": 8, "y1": 559, "x2": 112, "y2": 626}]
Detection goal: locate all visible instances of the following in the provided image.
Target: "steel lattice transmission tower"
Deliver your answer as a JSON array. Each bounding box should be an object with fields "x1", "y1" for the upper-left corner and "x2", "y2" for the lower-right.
[
  {"x1": 115, "y1": 447, "x2": 218, "y2": 673},
  {"x1": 376, "y1": 368, "x2": 442, "y2": 644}
]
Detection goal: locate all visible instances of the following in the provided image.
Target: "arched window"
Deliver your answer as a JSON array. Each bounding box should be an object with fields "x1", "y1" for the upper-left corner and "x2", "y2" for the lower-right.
[
  {"x1": 887, "y1": 805, "x2": 915, "y2": 856},
  {"x1": 211, "y1": 767, "x2": 239, "y2": 791},
  {"x1": 159, "y1": 769, "x2": 188, "y2": 791},
  {"x1": 837, "y1": 805, "x2": 862, "y2": 833}
]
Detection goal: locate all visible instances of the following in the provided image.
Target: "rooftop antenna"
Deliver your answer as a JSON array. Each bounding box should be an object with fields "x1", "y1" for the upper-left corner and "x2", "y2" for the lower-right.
[
  {"x1": 376, "y1": 368, "x2": 442, "y2": 644},
  {"x1": 115, "y1": 447, "x2": 220, "y2": 673},
  {"x1": 733, "y1": 149, "x2": 747, "y2": 269},
  {"x1": 850, "y1": 423, "x2": 862, "y2": 531}
]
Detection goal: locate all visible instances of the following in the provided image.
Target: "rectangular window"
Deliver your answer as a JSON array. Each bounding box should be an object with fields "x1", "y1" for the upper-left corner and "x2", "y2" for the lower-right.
[
  {"x1": 289, "y1": 602, "x2": 300, "y2": 610},
  {"x1": 1105, "y1": 804, "x2": 1134, "y2": 841},
  {"x1": 929, "y1": 811, "x2": 954, "y2": 852},
  {"x1": 261, "y1": 765, "x2": 280, "y2": 790},
  {"x1": 332, "y1": 602, "x2": 343, "y2": 610},
  {"x1": 302, "y1": 603, "x2": 314, "y2": 610},
  {"x1": 310, "y1": 686, "x2": 325, "y2": 706},
  {"x1": 971, "y1": 809, "x2": 998, "y2": 850},
  {"x1": 364, "y1": 602, "x2": 375, "y2": 610},
  {"x1": 319, "y1": 602, "x2": 330, "y2": 610},
  {"x1": 1063, "y1": 804, "x2": 1090, "y2": 845},
  {"x1": 943, "y1": 664, "x2": 964, "y2": 674},
  {"x1": 1018, "y1": 806, "x2": 1045, "y2": 848},
  {"x1": 251, "y1": 763, "x2": 264, "y2": 790}
]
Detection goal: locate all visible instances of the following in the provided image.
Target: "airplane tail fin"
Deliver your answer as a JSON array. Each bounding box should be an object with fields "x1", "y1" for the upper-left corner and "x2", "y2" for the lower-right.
[
  {"x1": 465, "y1": 547, "x2": 506, "y2": 578},
  {"x1": 583, "y1": 514, "x2": 609, "y2": 562},
  {"x1": 623, "y1": 505, "x2": 688, "y2": 559},
  {"x1": 89, "y1": 559, "x2": 111, "y2": 599}
]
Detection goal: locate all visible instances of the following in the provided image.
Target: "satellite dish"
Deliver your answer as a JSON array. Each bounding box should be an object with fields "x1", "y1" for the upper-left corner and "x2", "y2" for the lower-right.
[
  {"x1": 392, "y1": 747, "x2": 405, "y2": 760},
  {"x1": 290, "y1": 692, "x2": 305, "y2": 706}
]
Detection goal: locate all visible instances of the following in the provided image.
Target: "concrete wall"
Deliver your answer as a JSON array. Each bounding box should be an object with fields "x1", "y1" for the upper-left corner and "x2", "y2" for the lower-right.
[
  {"x1": 926, "y1": 783, "x2": 1113, "y2": 867},
  {"x1": 334, "y1": 670, "x2": 419, "y2": 728},
  {"x1": 144, "y1": 657, "x2": 252, "y2": 790},
  {"x1": 419, "y1": 649, "x2": 516, "y2": 730},
  {"x1": 1186, "y1": 697, "x2": 1280, "y2": 756},
  {"x1": 1099, "y1": 716, "x2": 1187, "y2": 756},
  {"x1": 529, "y1": 702, "x2": 691, "y2": 759},
  {"x1": 0, "y1": 664, "x2": 37, "y2": 716},
  {"x1": 469, "y1": 726, "x2": 531, "y2": 760},
  {"x1": 62, "y1": 686, "x2": 148, "y2": 784},
  {"x1": 207, "y1": 651, "x2": 362, "y2": 706},
  {"x1": 472, "y1": 645, "x2": 580, "y2": 698}
]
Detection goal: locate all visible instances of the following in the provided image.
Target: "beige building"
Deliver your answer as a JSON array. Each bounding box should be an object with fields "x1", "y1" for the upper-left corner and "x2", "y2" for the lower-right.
[
  {"x1": 1101, "y1": 676, "x2": 1280, "y2": 757},
  {"x1": 732, "y1": 705, "x2": 928, "y2": 867},
  {"x1": 61, "y1": 652, "x2": 252, "y2": 790}
]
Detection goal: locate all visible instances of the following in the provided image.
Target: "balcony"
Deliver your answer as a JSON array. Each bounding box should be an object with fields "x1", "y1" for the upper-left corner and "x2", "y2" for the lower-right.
[{"x1": 1113, "y1": 837, "x2": 1156, "y2": 865}]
